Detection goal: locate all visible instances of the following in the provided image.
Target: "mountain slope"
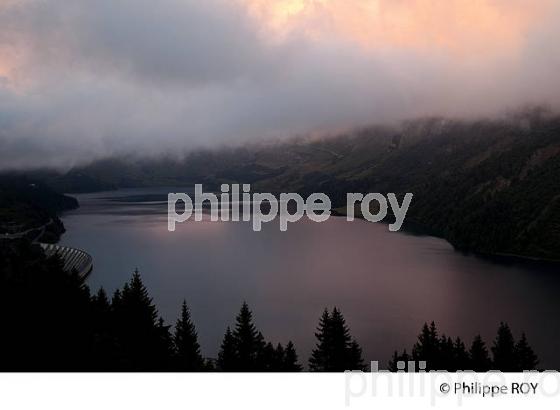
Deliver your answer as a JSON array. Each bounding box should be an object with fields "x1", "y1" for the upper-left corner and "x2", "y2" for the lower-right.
[{"x1": 38, "y1": 111, "x2": 560, "y2": 259}]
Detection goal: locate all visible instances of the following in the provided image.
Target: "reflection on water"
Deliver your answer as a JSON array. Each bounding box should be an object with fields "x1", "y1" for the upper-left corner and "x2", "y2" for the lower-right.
[{"x1": 60, "y1": 188, "x2": 560, "y2": 368}]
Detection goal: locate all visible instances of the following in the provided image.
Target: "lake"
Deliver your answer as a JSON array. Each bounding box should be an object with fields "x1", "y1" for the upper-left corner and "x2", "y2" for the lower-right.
[{"x1": 60, "y1": 187, "x2": 560, "y2": 369}]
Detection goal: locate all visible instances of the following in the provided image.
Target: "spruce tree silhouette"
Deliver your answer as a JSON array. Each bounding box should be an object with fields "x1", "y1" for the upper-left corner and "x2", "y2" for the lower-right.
[
  {"x1": 92, "y1": 288, "x2": 111, "y2": 318},
  {"x1": 284, "y1": 341, "x2": 303, "y2": 371},
  {"x1": 259, "y1": 341, "x2": 303, "y2": 371},
  {"x1": 439, "y1": 335, "x2": 455, "y2": 370},
  {"x1": 261, "y1": 342, "x2": 279, "y2": 371},
  {"x1": 348, "y1": 340, "x2": 366, "y2": 371},
  {"x1": 453, "y1": 337, "x2": 469, "y2": 371},
  {"x1": 231, "y1": 302, "x2": 265, "y2": 371},
  {"x1": 91, "y1": 287, "x2": 111, "y2": 341},
  {"x1": 157, "y1": 317, "x2": 175, "y2": 369},
  {"x1": 218, "y1": 326, "x2": 237, "y2": 372},
  {"x1": 90, "y1": 287, "x2": 118, "y2": 370},
  {"x1": 309, "y1": 309, "x2": 332, "y2": 371},
  {"x1": 112, "y1": 269, "x2": 173, "y2": 370},
  {"x1": 328, "y1": 308, "x2": 351, "y2": 370},
  {"x1": 412, "y1": 322, "x2": 440, "y2": 370},
  {"x1": 309, "y1": 307, "x2": 365, "y2": 371},
  {"x1": 274, "y1": 343, "x2": 286, "y2": 370},
  {"x1": 112, "y1": 288, "x2": 122, "y2": 307},
  {"x1": 1, "y1": 240, "x2": 544, "y2": 373},
  {"x1": 491, "y1": 322, "x2": 517, "y2": 371},
  {"x1": 218, "y1": 326, "x2": 237, "y2": 371},
  {"x1": 515, "y1": 333, "x2": 539, "y2": 371},
  {"x1": 390, "y1": 323, "x2": 540, "y2": 372},
  {"x1": 174, "y1": 300, "x2": 204, "y2": 371},
  {"x1": 469, "y1": 335, "x2": 491, "y2": 371}
]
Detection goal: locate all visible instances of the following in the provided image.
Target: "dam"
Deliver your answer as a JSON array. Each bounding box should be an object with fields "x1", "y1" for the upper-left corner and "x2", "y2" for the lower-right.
[{"x1": 40, "y1": 243, "x2": 93, "y2": 280}]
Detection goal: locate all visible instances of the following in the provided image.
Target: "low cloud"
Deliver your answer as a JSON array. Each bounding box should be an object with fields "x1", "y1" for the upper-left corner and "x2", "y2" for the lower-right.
[{"x1": 1, "y1": 0, "x2": 559, "y2": 169}]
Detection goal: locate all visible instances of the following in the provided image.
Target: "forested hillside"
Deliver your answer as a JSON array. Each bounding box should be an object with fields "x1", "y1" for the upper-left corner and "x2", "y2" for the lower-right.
[
  {"x1": 37, "y1": 110, "x2": 560, "y2": 260},
  {"x1": 0, "y1": 175, "x2": 78, "y2": 242}
]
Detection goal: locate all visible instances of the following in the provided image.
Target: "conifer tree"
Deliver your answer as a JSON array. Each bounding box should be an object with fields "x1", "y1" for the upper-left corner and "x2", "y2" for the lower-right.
[
  {"x1": 218, "y1": 327, "x2": 237, "y2": 371},
  {"x1": 283, "y1": 341, "x2": 302, "y2": 371},
  {"x1": 329, "y1": 308, "x2": 353, "y2": 370},
  {"x1": 232, "y1": 302, "x2": 265, "y2": 371},
  {"x1": 174, "y1": 300, "x2": 204, "y2": 371},
  {"x1": 111, "y1": 288, "x2": 122, "y2": 310},
  {"x1": 309, "y1": 309, "x2": 332, "y2": 371},
  {"x1": 275, "y1": 343, "x2": 286, "y2": 369},
  {"x1": 309, "y1": 307, "x2": 365, "y2": 371},
  {"x1": 412, "y1": 322, "x2": 440, "y2": 370},
  {"x1": 389, "y1": 324, "x2": 539, "y2": 373},
  {"x1": 515, "y1": 333, "x2": 539, "y2": 371},
  {"x1": 491, "y1": 322, "x2": 517, "y2": 371},
  {"x1": 453, "y1": 337, "x2": 469, "y2": 371},
  {"x1": 92, "y1": 288, "x2": 110, "y2": 313},
  {"x1": 89, "y1": 287, "x2": 117, "y2": 369},
  {"x1": 261, "y1": 342, "x2": 278, "y2": 371},
  {"x1": 469, "y1": 335, "x2": 491, "y2": 372},
  {"x1": 121, "y1": 271, "x2": 159, "y2": 327},
  {"x1": 348, "y1": 339, "x2": 366, "y2": 371},
  {"x1": 112, "y1": 269, "x2": 173, "y2": 370},
  {"x1": 91, "y1": 287, "x2": 111, "y2": 332},
  {"x1": 439, "y1": 335, "x2": 455, "y2": 370},
  {"x1": 157, "y1": 317, "x2": 175, "y2": 370}
]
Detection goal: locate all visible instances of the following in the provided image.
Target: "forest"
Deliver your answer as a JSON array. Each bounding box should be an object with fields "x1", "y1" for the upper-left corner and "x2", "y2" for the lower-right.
[
  {"x1": 0, "y1": 240, "x2": 539, "y2": 372},
  {"x1": 34, "y1": 110, "x2": 560, "y2": 261}
]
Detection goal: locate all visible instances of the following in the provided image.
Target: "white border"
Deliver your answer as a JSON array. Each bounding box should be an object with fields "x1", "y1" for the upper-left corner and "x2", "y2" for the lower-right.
[{"x1": 0, "y1": 373, "x2": 559, "y2": 410}]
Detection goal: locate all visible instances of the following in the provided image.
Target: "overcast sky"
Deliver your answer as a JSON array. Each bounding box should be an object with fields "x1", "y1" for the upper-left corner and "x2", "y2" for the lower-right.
[{"x1": 1, "y1": 0, "x2": 559, "y2": 169}]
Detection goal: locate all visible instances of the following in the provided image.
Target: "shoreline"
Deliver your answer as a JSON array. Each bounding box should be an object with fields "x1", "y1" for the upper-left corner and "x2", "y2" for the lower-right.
[
  {"x1": 61, "y1": 188, "x2": 560, "y2": 267},
  {"x1": 331, "y1": 206, "x2": 560, "y2": 266}
]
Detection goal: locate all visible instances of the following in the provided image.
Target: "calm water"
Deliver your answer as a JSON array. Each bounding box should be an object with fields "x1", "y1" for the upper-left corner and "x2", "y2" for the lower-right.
[{"x1": 60, "y1": 188, "x2": 560, "y2": 368}]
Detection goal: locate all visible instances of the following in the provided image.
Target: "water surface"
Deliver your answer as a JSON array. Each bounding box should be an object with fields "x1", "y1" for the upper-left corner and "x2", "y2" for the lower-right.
[{"x1": 60, "y1": 188, "x2": 560, "y2": 368}]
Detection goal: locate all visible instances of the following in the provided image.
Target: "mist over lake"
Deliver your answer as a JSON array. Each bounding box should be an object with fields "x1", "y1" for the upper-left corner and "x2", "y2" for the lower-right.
[{"x1": 59, "y1": 187, "x2": 560, "y2": 368}]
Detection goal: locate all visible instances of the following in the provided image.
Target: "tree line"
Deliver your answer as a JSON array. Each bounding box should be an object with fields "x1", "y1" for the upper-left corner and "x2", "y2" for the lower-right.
[
  {"x1": 0, "y1": 240, "x2": 539, "y2": 371},
  {"x1": 73, "y1": 272, "x2": 367, "y2": 371},
  {"x1": 0, "y1": 241, "x2": 362, "y2": 371},
  {"x1": 389, "y1": 321, "x2": 539, "y2": 372}
]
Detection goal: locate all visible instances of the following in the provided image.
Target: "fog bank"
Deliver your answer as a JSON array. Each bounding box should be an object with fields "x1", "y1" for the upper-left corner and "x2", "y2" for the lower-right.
[{"x1": 1, "y1": 0, "x2": 559, "y2": 169}]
